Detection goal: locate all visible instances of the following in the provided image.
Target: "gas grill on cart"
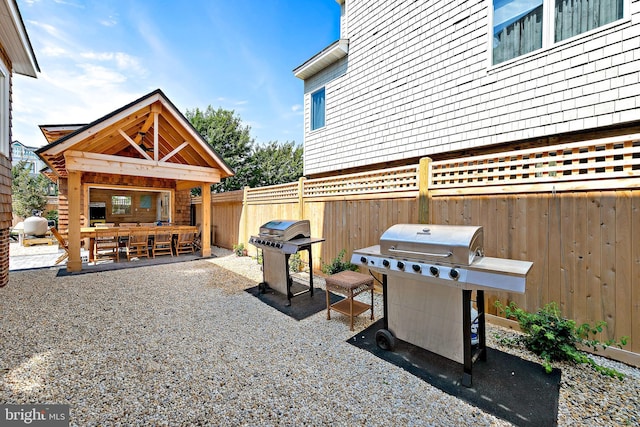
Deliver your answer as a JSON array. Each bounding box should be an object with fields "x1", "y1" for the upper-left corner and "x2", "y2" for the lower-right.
[
  {"x1": 351, "y1": 224, "x2": 533, "y2": 386},
  {"x1": 249, "y1": 220, "x2": 324, "y2": 306}
]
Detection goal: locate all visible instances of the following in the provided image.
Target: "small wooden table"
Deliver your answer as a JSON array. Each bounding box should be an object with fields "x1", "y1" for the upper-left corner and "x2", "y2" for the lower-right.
[{"x1": 325, "y1": 270, "x2": 374, "y2": 331}]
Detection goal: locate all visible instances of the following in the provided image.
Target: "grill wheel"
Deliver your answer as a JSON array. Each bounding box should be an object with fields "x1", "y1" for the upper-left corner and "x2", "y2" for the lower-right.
[{"x1": 375, "y1": 329, "x2": 396, "y2": 351}]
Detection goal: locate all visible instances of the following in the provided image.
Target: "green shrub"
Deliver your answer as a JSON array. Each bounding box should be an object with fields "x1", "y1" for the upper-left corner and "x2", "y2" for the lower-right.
[
  {"x1": 289, "y1": 253, "x2": 303, "y2": 272},
  {"x1": 232, "y1": 243, "x2": 245, "y2": 257},
  {"x1": 495, "y1": 301, "x2": 628, "y2": 379},
  {"x1": 321, "y1": 249, "x2": 358, "y2": 275}
]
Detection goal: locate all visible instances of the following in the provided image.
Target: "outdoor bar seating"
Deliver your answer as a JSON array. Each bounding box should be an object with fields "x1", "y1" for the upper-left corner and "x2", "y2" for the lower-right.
[
  {"x1": 152, "y1": 227, "x2": 174, "y2": 258},
  {"x1": 78, "y1": 224, "x2": 199, "y2": 264},
  {"x1": 126, "y1": 227, "x2": 151, "y2": 260},
  {"x1": 50, "y1": 227, "x2": 70, "y2": 265},
  {"x1": 94, "y1": 227, "x2": 120, "y2": 262},
  {"x1": 174, "y1": 229, "x2": 196, "y2": 255}
]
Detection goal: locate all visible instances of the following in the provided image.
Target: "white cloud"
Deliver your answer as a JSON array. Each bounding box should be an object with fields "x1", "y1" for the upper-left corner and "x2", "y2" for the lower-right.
[
  {"x1": 99, "y1": 15, "x2": 118, "y2": 27},
  {"x1": 79, "y1": 51, "x2": 148, "y2": 78}
]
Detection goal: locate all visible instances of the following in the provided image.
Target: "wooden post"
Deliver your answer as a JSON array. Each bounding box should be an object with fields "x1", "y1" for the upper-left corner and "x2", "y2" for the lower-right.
[
  {"x1": 418, "y1": 157, "x2": 431, "y2": 224},
  {"x1": 298, "y1": 177, "x2": 305, "y2": 219},
  {"x1": 66, "y1": 170, "x2": 82, "y2": 272},
  {"x1": 201, "y1": 182, "x2": 211, "y2": 257},
  {"x1": 238, "y1": 186, "x2": 249, "y2": 247}
]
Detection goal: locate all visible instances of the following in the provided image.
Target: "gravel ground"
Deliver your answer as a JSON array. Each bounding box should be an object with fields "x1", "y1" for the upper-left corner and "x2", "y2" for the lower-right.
[{"x1": 1, "y1": 248, "x2": 639, "y2": 426}]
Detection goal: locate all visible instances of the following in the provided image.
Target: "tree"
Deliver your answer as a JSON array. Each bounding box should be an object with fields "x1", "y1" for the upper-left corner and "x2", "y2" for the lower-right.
[
  {"x1": 247, "y1": 141, "x2": 303, "y2": 188},
  {"x1": 11, "y1": 161, "x2": 49, "y2": 218},
  {"x1": 186, "y1": 106, "x2": 304, "y2": 192},
  {"x1": 186, "y1": 106, "x2": 254, "y2": 192}
]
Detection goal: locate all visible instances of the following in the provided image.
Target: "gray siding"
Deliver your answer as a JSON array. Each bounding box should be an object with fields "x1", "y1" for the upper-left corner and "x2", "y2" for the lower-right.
[{"x1": 302, "y1": 0, "x2": 640, "y2": 175}]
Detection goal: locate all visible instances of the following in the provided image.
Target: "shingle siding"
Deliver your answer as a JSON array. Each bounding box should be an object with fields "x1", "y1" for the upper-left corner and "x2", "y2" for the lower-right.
[
  {"x1": 302, "y1": 0, "x2": 640, "y2": 175},
  {"x1": 1, "y1": 47, "x2": 11, "y2": 287}
]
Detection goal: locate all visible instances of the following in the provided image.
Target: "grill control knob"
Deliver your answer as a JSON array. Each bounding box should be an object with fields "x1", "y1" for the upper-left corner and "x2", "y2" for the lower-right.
[
  {"x1": 397, "y1": 261, "x2": 405, "y2": 270},
  {"x1": 360, "y1": 256, "x2": 367, "y2": 264},
  {"x1": 412, "y1": 264, "x2": 421, "y2": 273},
  {"x1": 429, "y1": 266, "x2": 439, "y2": 277},
  {"x1": 382, "y1": 259, "x2": 390, "y2": 268},
  {"x1": 450, "y1": 268, "x2": 460, "y2": 280},
  {"x1": 275, "y1": 243, "x2": 282, "y2": 249}
]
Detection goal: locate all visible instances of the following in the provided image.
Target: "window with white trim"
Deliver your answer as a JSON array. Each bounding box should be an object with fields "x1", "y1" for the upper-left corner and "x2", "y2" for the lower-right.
[
  {"x1": 492, "y1": 0, "x2": 624, "y2": 65},
  {"x1": 111, "y1": 196, "x2": 132, "y2": 215},
  {"x1": 0, "y1": 61, "x2": 9, "y2": 157},
  {"x1": 311, "y1": 87, "x2": 325, "y2": 131}
]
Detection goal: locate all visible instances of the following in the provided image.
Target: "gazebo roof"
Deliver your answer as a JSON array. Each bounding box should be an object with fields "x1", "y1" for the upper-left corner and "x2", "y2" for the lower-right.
[
  {"x1": 39, "y1": 124, "x2": 86, "y2": 144},
  {"x1": 36, "y1": 89, "x2": 234, "y2": 186}
]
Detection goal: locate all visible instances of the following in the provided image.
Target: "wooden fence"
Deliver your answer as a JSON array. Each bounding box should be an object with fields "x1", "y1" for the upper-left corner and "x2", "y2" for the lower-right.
[{"x1": 200, "y1": 133, "x2": 640, "y2": 362}]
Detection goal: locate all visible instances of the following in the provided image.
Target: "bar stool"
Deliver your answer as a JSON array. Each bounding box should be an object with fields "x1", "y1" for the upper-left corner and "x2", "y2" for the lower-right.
[{"x1": 325, "y1": 270, "x2": 374, "y2": 331}]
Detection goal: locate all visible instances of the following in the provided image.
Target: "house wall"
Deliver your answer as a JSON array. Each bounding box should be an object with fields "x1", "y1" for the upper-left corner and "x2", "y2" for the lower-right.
[
  {"x1": 1, "y1": 155, "x2": 11, "y2": 287},
  {"x1": 302, "y1": 0, "x2": 640, "y2": 176},
  {"x1": 0, "y1": 45, "x2": 11, "y2": 287},
  {"x1": 11, "y1": 141, "x2": 47, "y2": 174}
]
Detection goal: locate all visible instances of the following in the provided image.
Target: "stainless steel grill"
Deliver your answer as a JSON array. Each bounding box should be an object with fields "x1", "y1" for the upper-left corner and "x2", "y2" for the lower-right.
[
  {"x1": 258, "y1": 219, "x2": 311, "y2": 242},
  {"x1": 351, "y1": 223, "x2": 533, "y2": 386},
  {"x1": 249, "y1": 219, "x2": 324, "y2": 306}
]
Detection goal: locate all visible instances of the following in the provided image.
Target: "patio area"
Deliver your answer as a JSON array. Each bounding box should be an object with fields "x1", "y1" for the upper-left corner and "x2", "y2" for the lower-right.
[
  {"x1": 8, "y1": 238, "x2": 202, "y2": 273},
  {"x1": 2, "y1": 249, "x2": 639, "y2": 426}
]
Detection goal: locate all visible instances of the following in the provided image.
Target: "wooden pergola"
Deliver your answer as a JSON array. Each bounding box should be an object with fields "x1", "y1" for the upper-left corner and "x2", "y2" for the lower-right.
[{"x1": 36, "y1": 89, "x2": 233, "y2": 272}]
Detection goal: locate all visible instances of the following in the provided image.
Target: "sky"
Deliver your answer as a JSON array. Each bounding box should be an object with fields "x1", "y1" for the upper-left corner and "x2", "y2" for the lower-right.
[{"x1": 12, "y1": 0, "x2": 341, "y2": 148}]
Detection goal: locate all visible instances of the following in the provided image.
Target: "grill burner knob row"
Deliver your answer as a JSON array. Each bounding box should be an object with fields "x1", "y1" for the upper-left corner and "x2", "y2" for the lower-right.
[
  {"x1": 397, "y1": 261, "x2": 405, "y2": 270},
  {"x1": 450, "y1": 268, "x2": 460, "y2": 280},
  {"x1": 429, "y1": 266, "x2": 439, "y2": 277},
  {"x1": 412, "y1": 264, "x2": 421, "y2": 273}
]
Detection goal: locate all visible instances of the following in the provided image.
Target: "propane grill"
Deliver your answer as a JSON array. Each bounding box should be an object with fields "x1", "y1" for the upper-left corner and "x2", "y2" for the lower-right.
[
  {"x1": 351, "y1": 224, "x2": 533, "y2": 386},
  {"x1": 249, "y1": 220, "x2": 324, "y2": 306}
]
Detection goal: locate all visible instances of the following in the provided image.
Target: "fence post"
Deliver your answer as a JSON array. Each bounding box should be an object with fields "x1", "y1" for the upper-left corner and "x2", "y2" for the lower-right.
[
  {"x1": 238, "y1": 186, "x2": 249, "y2": 246},
  {"x1": 418, "y1": 157, "x2": 431, "y2": 224},
  {"x1": 298, "y1": 177, "x2": 306, "y2": 219}
]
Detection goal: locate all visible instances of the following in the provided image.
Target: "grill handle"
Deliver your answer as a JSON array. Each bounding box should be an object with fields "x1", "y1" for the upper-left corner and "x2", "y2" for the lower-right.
[{"x1": 388, "y1": 247, "x2": 453, "y2": 258}]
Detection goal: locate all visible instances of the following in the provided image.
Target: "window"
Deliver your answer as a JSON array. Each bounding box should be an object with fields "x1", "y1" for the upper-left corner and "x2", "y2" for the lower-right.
[
  {"x1": 554, "y1": 0, "x2": 623, "y2": 42},
  {"x1": 111, "y1": 196, "x2": 132, "y2": 215},
  {"x1": 493, "y1": 0, "x2": 624, "y2": 65},
  {"x1": 311, "y1": 87, "x2": 325, "y2": 131},
  {"x1": 0, "y1": 61, "x2": 9, "y2": 157}
]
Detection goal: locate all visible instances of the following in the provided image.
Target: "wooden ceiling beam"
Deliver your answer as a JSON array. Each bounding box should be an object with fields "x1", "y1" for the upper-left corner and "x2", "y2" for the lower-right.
[
  {"x1": 157, "y1": 119, "x2": 193, "y2": 164},
  {"x1": 154, "y1": 111, "x2": 159, "y2": 161},
  {"x1": 44, "y1": 105, "x2": 153, "y2": 156},
  {"x1": 118, "y1": 129, "x2": 153, "y2": 161},
  {"x1": 64, "y1": 150, "x2": 221, "y2": 183},
  {"x1": 175, "y1": 180, "x2": 203, "y2": 191},
  {"x1": 160, "y1": 141, "x2": 189, "y2": 162},
  {"x1": 134, "y1": 112, "x2": 156, "y2": 144}
]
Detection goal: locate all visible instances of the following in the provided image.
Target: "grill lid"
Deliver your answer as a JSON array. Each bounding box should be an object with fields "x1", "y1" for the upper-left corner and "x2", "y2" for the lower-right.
[
  {"x1": 258, "y1": 219, "x2": 311, "y2": 241},
  {"x1": 380, "y1": 224, "x2": 483, "y2": 265}
]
